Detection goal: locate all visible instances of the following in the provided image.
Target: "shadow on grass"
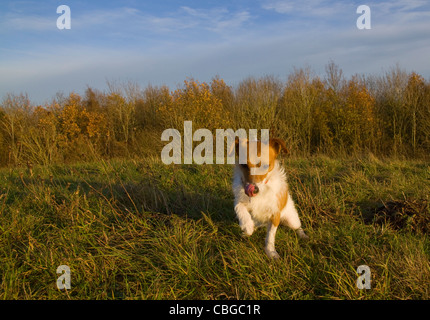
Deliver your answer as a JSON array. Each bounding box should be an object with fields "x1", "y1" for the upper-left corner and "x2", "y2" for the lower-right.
[
  {"x1": 7, "y1": 166, "x2": 236, "y2": 225},
  {"x1": 112, "y1": 179, "x2": 235, "y2": 222},
  {"x1": 354, "y1": 197, "x2": 430, "y2": 235}
]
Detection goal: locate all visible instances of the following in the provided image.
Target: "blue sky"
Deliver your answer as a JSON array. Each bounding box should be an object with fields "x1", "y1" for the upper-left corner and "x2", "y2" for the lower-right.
[{"x1": 1, "y1": 0, "x2": 430, "y2": 104}]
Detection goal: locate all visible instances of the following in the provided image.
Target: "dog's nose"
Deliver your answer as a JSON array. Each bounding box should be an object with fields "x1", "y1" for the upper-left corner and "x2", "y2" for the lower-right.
[{"x1": 245, "y1": 183, "x2": 259, "y2": 197}]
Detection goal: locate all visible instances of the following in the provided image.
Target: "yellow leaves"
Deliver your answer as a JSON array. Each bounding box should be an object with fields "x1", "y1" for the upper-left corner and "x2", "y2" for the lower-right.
[
  {"x1": 59, "y1": 93, "x2": 83, "y2": 139},
  {"x1": 330, "y1": 79, "x2": 378, "y2": 150},
  {"x1": 406, "y1": 72, "x2": 426, "y2": 107},
  {"x1": 86, "y1": 111, "x2": 107, "y2": 139},
  {"x1": 345, "y1": 81, "x2": 375, "y2": 120},
  {"x1": 54, "y1": 93, "x2": 107, "y2": 144},
  {"x1": 407, "y1": 72, "x2": 425, "y2": 88},
  {"x1": 158, "y1": 78, "x2": 231, "y2": 131},
  {"x1": 34, "y1": 106, "x2": 57, "y2": 131}
]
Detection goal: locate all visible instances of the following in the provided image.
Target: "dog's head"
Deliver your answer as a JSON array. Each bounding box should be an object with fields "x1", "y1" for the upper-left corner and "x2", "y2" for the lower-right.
[{"x1": 233, "y1": 137, "x2": 288, "y2": 197}]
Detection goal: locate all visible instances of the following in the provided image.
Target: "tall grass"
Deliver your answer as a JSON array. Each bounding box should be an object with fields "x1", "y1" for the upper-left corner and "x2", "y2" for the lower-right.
[{"x1": 0, "y1": 155, "x2": 428, "y2": 299}]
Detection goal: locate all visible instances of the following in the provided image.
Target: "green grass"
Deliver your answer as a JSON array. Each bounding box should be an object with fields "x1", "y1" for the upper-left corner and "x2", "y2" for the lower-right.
[{"x1": 0, "y1": 155, "x2": 429, "y2": 299}]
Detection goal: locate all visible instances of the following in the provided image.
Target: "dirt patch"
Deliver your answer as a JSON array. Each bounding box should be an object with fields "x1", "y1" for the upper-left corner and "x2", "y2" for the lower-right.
[{"x1": 371, "y1": 198, "x2": 429, "y2": 234}]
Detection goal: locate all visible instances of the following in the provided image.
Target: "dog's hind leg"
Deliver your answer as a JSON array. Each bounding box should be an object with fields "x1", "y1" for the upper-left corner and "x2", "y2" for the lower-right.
[{"x1": 280, "y1": 194, "x2": 309, "y2": 240}]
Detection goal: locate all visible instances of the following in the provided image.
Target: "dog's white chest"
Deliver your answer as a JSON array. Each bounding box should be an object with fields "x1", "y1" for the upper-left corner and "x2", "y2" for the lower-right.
[{"x1": 246, "y1": 187, "x2": 279, "y2": 223}]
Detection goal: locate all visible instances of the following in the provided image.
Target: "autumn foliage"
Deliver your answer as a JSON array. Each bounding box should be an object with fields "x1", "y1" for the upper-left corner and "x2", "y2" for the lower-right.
[{"x1": 1, "y1": 63, "x2": 430, "y2": 167}]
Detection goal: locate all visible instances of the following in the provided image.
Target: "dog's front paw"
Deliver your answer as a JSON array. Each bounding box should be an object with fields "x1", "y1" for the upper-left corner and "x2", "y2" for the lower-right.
[
  {"x1": 265, "y1": 248, "x2": 280, "y2": 259},
  {"x1": 240, "y1": 220, "x2": 255, "y2": 237},
  {"x1": 296, "y1": 228, "x2": 309, "y2": 241}
]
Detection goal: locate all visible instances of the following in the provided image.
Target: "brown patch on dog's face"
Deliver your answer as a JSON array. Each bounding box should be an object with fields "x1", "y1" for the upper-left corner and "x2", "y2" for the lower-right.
[{"x1": 236, "y1": 138, "x2": 288, "y2": 185}]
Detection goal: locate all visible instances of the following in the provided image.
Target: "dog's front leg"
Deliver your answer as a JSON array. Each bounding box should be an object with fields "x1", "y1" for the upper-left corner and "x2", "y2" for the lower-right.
[
  {"x1": 265, "y1": 221, "x2": 280, "y2": 259},
  {"x1": 234, "y1": 203, "x2": 255, "y2": 237}
]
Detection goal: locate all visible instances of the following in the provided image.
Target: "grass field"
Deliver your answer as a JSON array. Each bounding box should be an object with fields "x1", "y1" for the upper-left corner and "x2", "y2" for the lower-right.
[{"x1": 0, "y1": 155, "x2": 429, "y2": 299}]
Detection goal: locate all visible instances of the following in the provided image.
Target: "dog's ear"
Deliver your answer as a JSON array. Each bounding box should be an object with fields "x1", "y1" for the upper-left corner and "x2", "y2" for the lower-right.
[{"x1": 269, "y1": 138, "x2": 289, "y2": 156}]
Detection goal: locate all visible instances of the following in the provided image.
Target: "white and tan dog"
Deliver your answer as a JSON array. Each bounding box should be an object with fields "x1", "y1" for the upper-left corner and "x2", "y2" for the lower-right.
[{"x1": 232, "y1": 138, "x2": 308, "y2": 259}]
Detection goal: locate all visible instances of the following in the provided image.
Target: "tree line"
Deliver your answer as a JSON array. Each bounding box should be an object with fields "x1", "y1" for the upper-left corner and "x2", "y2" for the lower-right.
[{"x1": 1, "y1": 62, "x2": 429, "y2": 167}]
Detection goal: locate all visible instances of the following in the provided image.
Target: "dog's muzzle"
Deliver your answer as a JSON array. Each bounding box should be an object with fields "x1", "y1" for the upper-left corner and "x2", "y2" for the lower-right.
[{"x1": 245, "y1": 183, "x2": 259, "y2": 197}]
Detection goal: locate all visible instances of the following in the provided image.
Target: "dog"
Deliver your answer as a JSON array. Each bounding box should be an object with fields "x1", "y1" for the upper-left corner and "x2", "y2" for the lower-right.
[{"x1": 232, "y1": 137, "x2": 308, "y2": 259}]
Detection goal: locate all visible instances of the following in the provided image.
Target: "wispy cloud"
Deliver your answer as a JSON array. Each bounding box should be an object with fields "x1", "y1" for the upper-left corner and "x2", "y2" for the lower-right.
[
  {"x1": 261, "y1": 0, "x2": 348, "y2": 17},
  {"x1": 75, "y1": 5, "x2": 251, "y2": 36},
  {"x1": 76, "y1": 7, "x2": 141, "y2": 28},
  {"x1": 372, "y1": 0, "x2": 430, "y2": 25},
  {"x1": 179, "y1": 6, "x2": 251, "y2": 33},
  {"x1": 0, "y1": 13, "x2": 53, "y2": 31},
  {"x1": 373, "y1": 0, "x2": 428, "y2": 13}
]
